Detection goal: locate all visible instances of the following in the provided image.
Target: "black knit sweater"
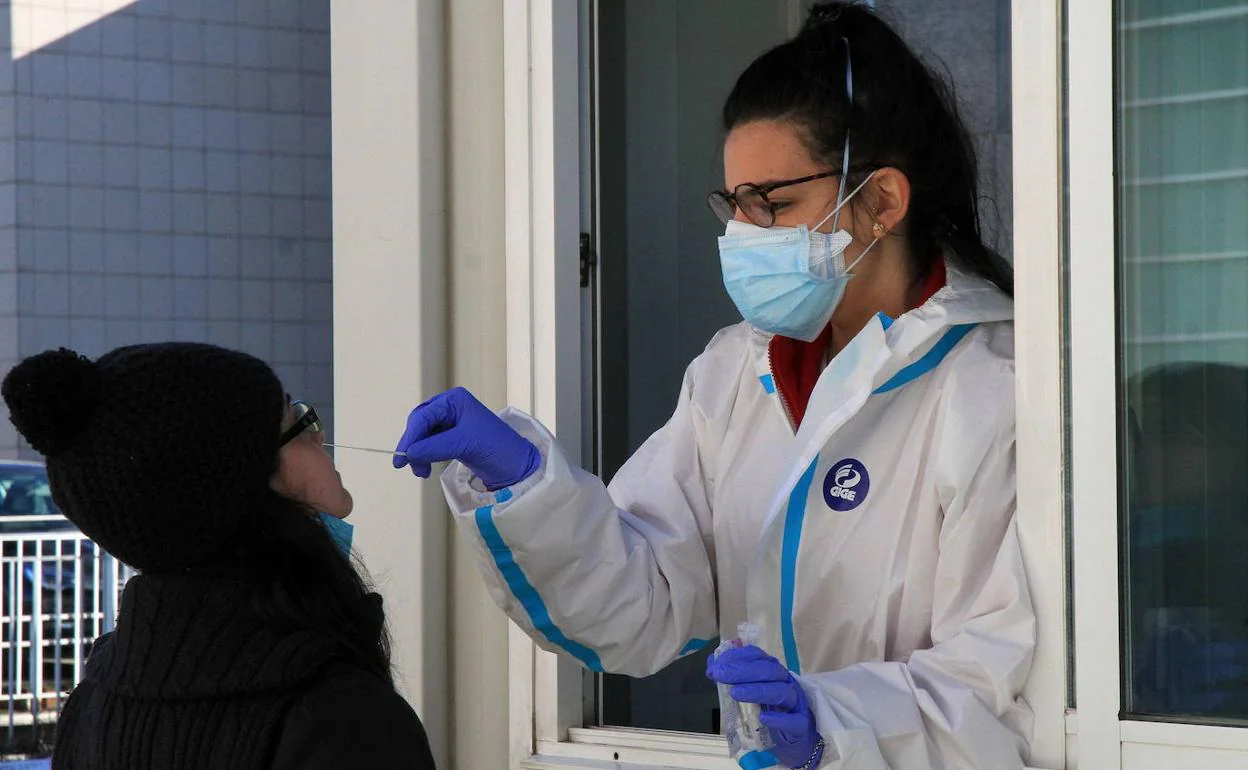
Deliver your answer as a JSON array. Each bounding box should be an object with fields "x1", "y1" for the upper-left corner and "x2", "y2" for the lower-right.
[{"x1": 52, "y1": 572, "x2": 435, "y2": 769}]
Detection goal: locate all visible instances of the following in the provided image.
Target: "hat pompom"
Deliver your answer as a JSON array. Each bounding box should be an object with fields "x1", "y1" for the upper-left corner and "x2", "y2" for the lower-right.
[{"x1": 2, "y1": 348, "x2": 101, "y2": 457}]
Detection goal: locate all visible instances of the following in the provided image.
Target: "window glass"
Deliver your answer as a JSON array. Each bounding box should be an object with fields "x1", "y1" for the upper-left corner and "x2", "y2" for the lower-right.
[{"x1": 1118, "y1": 0, "x2": 1248, "y2": 720}]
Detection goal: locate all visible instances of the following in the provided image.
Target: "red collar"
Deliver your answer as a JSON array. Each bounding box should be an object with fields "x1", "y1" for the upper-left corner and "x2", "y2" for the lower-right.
[{"x1": 767, "y1": 259, "x2": 947, "y2": 428}]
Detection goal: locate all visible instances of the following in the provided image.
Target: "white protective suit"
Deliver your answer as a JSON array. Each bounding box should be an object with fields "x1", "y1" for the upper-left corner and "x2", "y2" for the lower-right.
[{"x1": 441, "y1": 264, "x2": 1035, "y2": 769}]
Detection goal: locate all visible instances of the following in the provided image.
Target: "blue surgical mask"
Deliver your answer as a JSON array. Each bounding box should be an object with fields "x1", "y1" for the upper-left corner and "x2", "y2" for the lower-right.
[
  {"x1": 717, "y1": 172, "x2": 880, "y2": 342},
  {"x1": 318, "y1": 511, "x2": 354, "y2": 557}
]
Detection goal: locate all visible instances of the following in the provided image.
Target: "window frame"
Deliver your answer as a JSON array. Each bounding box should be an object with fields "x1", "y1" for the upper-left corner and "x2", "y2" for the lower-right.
[
  {"x1": 505, "y1": 0, "x2": 1068, "y2": 768},
  {"x1": 1065, "y1": 0, "x2": 1123, "y2": 766},
  {"x1": 1066, "y1": 0, "x2": 1248, "y2": 767},
  {"x1": 1012, "y1": 0, "x2": 1069, "y2": 766},
  {"x1": 500, "y1": 0, "x2": 586, "y2": 763}
]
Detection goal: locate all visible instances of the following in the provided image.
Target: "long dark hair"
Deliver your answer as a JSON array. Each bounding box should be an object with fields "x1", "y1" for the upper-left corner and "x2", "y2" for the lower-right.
[
  {"x1": 228, "y1": 489, "x2": 394, "y2": 687},
  {"x1": 722, "y1": 1, "x2": 1013, "y2": 296}
]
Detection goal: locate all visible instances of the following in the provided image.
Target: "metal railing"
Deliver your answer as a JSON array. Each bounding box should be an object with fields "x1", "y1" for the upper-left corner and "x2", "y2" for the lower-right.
[{"x1": 0, "y1": 519, "x2": 134, "y2": 754}]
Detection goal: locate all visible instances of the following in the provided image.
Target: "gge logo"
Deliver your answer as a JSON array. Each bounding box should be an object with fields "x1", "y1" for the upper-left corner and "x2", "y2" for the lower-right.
[{"x1": 823, "y1": 458, "x2": 870, "y2": 512}]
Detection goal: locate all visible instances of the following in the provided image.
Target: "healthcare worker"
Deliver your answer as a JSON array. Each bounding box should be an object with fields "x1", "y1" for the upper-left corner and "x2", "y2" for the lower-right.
[{"x1": 395, "y1": 3, "x2": 1034, "y2": 768}]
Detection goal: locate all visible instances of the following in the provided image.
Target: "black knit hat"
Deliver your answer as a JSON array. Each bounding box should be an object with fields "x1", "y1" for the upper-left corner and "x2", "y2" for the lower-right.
[{"x1": 1, "y1": 343, "x2": 286, "y2": 572}]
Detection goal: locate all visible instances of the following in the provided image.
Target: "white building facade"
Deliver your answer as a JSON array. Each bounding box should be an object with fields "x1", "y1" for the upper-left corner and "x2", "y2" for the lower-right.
[
  {"x1": 0, "y1": 0, "x2": 336, "y2": 457},
  {"x1": 332, "y1": 1, "x2": 1248, "y2": 769}
]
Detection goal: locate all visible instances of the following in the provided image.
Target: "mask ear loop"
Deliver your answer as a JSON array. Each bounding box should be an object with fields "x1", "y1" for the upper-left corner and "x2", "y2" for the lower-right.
[
  {"x1": 844, "y1": 232, "x2": 881, "y2": 274},
  {"x1": 814, "y1": 170, "x2": 876, "y2": 233}
]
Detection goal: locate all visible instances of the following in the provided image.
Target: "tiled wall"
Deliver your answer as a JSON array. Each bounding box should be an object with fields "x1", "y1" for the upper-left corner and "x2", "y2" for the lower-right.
[{"x1": 0, "y1": 0, "x2": 333, "y2": 458}]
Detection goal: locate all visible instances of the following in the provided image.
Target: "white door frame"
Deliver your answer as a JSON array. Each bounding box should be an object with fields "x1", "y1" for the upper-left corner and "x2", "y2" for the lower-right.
[
  {"x1": 501, "y1": 0, "x2": 588, "y2": 764},
  {"x1": 1011, "y1": 0, "x2": 1068, "y2": 765},
  {"x1": 1066, "y1": 0, "x2": 1122, "y2": 766},
  {"x1": 504, "y1": 0, "x2": 1072, "y2": 768}
]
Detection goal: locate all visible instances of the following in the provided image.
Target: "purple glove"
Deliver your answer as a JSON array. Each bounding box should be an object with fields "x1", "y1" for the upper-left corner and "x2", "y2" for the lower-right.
[
  {"x1": 706, "y1": 645, "x2": 824, "y2": 769},
  {"x1": 393, "y1": 387, "x2": 541, "y2": 491}
]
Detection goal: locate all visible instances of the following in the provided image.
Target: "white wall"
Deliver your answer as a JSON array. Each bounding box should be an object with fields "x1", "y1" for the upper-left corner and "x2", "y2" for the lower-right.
[
  {"x1": 446, "y1": 0, "x2": 511, "y2": 766},
  {"x1": 332, "y1": 0, "x2": 531, "y2": 765},
  {"x1": 331, "y1": 0, "x2": 452, "y2": 767}
]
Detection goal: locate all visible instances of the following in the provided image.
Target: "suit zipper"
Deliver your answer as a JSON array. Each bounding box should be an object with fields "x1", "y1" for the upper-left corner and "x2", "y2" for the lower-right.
[{"x1": 767, "y1": 343, "x2": 798, "y2": 432}]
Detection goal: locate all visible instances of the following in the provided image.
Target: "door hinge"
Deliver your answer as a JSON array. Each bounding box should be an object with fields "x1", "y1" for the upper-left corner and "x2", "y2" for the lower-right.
[{"x1": 579, "y1": 232, "x2": 596, "y2": 288}]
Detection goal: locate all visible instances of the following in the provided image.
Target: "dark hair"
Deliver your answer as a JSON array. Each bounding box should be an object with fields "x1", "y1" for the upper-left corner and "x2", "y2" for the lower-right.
[
  {"x1": 722, "y1": 1, "x2": 1013, "y2": 296},
  {"x1": 227, "y1": 490, "x2": 394, "y2": 687}
]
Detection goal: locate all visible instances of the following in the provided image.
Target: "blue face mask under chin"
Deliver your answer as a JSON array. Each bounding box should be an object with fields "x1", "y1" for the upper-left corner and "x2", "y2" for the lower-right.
[{"x1": 318, "y1": 511, "x2": 355, "y2": 557}]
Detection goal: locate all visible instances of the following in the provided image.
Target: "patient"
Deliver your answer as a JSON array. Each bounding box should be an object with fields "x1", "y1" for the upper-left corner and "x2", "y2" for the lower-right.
[{"x1": 3, "y1": 343, "x2": 437, "y2": 770}]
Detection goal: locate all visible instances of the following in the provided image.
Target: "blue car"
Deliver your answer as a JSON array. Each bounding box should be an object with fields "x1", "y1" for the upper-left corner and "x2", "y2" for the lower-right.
[{"x1": 0, "y1": 461, "x2": 69, "y2": 532}]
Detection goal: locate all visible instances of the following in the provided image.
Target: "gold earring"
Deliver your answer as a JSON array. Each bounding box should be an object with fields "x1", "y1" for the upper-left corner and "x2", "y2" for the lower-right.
[{"x1": 871, "y1": 222, "x2": 886, "y2": 236}]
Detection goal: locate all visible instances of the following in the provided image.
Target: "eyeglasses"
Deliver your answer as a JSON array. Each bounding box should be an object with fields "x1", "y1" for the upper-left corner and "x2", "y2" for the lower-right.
[
  {"x1": 707, "y1": 171, "x2": 841, "y2": 228},
  {"x1": 711, "y1": 41, "x2": 864, "y2": 230},
  {"x1": 280, "y1": 399, "x2": 323, "y2": 447},
  {"x1": 278, "y1": 399, "x2": 406, "y2": 457}
]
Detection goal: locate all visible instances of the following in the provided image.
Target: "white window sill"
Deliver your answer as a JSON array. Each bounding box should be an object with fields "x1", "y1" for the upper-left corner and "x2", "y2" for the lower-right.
[
  {"x1": 524, "y1": 757, "x2": 1059, "y2": 770},
  {"x1": 519, "y1": 727, "x2": 1061, "y2": 770},
  {"x1": 523, "y1": 728, "x2": 735, "y2": 770},
  {"x1": 522, "y1": 758, "x2": 720, "y2": 770}
]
